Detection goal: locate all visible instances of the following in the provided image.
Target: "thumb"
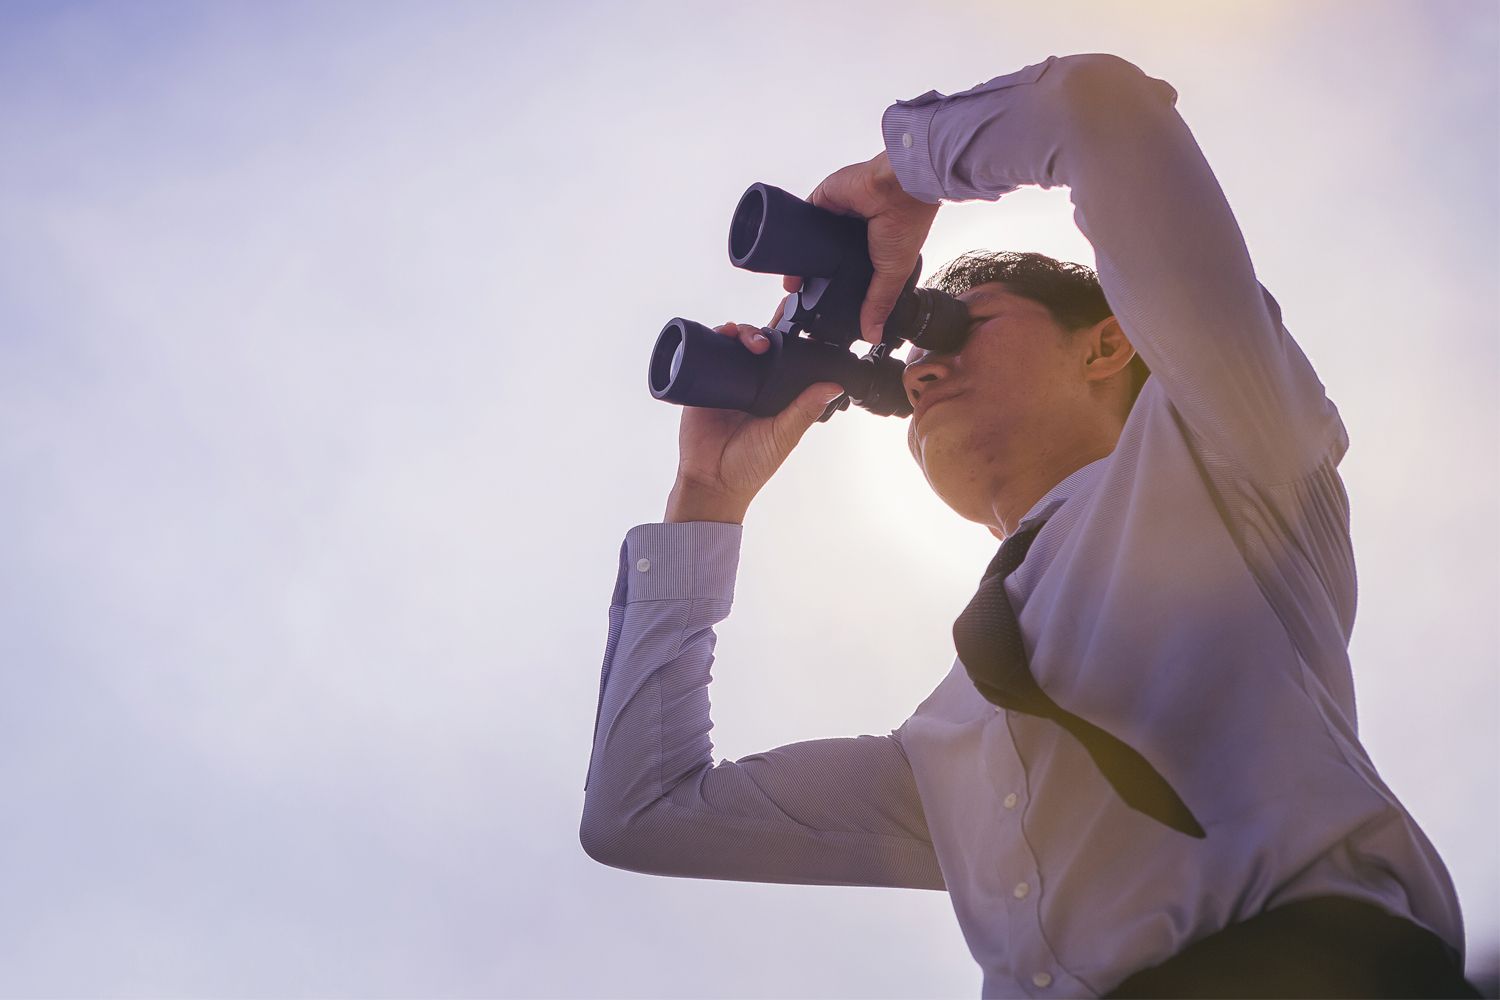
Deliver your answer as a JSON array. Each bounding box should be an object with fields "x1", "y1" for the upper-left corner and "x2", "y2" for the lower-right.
[{"x1": 772, "y1": 382, "x2": 845, "y2": 447}]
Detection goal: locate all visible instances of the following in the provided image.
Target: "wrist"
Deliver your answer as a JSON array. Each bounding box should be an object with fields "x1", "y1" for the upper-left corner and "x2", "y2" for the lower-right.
[
  {"x1": 665, "y1": 481, "x2": 749, "y2": 525},
  {"x1": 869, "y1": 150, "x2": 901, "y2": 193},
  {"x1": 870, "y1": 148, "x2": 937, "y2": 212}
]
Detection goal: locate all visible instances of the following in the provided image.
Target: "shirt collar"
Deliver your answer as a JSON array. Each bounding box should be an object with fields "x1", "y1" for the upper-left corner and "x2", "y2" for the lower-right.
[{"x1": 1014, "y1": 453, "x2": 1109, "y2": 533}]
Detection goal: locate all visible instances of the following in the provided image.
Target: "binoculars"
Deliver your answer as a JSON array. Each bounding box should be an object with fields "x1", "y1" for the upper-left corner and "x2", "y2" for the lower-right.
[{"x1": 648, "y1": 183, "x2": 972, "y2": 422}]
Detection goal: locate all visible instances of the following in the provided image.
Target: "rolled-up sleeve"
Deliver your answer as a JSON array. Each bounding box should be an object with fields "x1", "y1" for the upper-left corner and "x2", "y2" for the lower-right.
[{"x1": 579, "y1": 522, "x2": 945, "y2": 890}]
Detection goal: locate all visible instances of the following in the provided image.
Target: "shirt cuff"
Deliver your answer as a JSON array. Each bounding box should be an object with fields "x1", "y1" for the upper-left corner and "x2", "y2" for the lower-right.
[
  {"x1": 616, "y1": 521, "x2": 743, "y2": 604},
  {"x1": 881, "y1": 100, "x2": 944, "y2": 204},
  {"x1": 881, "y1": 58, "x2": 1059, "y2": 206}
]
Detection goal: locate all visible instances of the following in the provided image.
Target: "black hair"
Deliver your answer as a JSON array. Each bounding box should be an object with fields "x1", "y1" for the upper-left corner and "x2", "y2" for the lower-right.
[{"x1": 926, "y1": 249, "x2": 1151, "y2": 408}]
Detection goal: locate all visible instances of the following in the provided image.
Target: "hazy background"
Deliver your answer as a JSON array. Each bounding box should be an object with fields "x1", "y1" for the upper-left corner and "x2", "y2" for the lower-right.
[{"x1": 1, "y1": 1, "x2": 1495, "y2": 996}]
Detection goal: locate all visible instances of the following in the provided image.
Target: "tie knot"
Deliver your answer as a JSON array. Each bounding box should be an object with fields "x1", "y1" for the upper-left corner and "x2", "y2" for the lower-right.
[{"x1": 988, "y1": 520, "x2": 1047, "y2": 581}]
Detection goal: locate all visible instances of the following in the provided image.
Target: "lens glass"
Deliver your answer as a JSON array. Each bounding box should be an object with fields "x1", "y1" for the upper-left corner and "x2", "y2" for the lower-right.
[
  {"x1": 650, "y1": 323, "x2": 685, "y2": 394},
  {"x1": 728, "y1": 188, "x2": 766, "y2": 263}
]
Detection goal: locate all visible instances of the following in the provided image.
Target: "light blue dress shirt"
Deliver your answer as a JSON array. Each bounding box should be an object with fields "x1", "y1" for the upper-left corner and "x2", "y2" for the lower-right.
[{"x1": 580, "y1": 53, "x2": 1466, "y2": 998}]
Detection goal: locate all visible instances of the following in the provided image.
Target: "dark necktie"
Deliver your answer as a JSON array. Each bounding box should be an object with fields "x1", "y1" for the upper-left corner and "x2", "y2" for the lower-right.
[{"x1": 952, "y1": 520, "x2": 1205, "y2": 838}]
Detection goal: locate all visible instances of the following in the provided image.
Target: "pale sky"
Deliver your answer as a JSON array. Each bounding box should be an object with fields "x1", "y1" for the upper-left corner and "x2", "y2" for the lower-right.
[{"x1": 0, "y1": 1, "x2": 1495, "y2": 996}]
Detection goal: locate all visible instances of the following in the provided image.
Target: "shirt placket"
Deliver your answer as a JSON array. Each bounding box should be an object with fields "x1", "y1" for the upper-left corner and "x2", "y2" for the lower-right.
[{"x1": 990, "y1": 563, "x2": 1091, "y2": 998}]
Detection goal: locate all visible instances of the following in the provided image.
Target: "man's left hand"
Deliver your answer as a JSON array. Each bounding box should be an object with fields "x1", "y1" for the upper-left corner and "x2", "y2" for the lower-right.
[{"x1": 783, "y1": 151, "x2": 940, "y2": 346}]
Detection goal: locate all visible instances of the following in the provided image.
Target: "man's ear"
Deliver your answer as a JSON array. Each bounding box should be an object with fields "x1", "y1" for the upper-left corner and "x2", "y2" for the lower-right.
[{"x1": 1082, "y1": 315, "x2": 1136, "y2": 383}]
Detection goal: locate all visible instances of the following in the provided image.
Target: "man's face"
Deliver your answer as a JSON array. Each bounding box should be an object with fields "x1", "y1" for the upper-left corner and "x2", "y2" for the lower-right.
[{"x1": 902, "y1": 283, "x2": 1097, "y2": 527}]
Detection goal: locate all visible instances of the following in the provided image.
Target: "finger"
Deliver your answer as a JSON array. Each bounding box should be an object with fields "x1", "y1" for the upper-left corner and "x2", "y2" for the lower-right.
[
  {"x1": 717, "y1": 322, "x2": 767, "y2": 353},
  {"x1": 805, "y1": 173, "x2": 847, "y2": 214},
  {"x1": 782, "y1": 275, "x2": 802, "y2": 293},
  {"x1": 769, "y1": 294, "x2": 790, "y2": 329},
  {"x1": 806, "y1": 179, "x2": 829, "y2": 210},
  {"x1": 734, "y1": 323, "x2": 771, "y2": 353},
  {"x1": 860, "y1": 272, "x2": 908, "y2": 345},
  {"x1": 771, "y1": 382, "x2": 845, "y2": 449},
  {"x1": 806, "y1": 164, "x2": 867, "y2": 217}
]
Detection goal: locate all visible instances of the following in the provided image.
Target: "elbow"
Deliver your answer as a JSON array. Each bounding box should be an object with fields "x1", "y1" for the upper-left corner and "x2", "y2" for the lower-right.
[
  {"x1": 578, "y1": 807, "x2": 616, "y2": 867},
  {"x1": 579, "y1": 803, "x2": 636, "y2": 870},
  {"x1": 581, "y1": 801, "x2": 683, "y2": 877},
  {"x1": 1050, "y1": 52, "x2": 1179, "y2": 132}
]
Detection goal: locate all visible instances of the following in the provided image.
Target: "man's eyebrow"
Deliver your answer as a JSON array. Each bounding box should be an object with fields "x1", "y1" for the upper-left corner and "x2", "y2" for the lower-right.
[{"x1": 964, "y1": 290, "x2": 1010, "y2": 309}]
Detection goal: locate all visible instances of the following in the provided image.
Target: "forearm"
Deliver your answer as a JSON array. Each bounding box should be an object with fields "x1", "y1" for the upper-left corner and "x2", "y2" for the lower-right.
[
  {"x1": 579, "y1": 523, "x2": 946, "y2": 889},
  {"x1": 582, "y1": 522, "x2": 739, "y2": 797},
  {"x1": 884, "y1": 54, "x2": 1345, "y2": 481}
]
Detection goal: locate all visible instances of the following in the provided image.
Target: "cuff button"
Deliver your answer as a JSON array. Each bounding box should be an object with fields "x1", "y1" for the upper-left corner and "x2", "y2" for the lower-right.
[{"x1": 636, "y1": 558, "x2": 651, "y2": 572}]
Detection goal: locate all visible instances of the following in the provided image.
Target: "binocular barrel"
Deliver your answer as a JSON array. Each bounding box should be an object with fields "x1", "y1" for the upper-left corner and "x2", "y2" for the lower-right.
[
  {"x1": 728, "y1": 183, "x2": 871, "y2": 282},
  {"x1": 650, "y1": 318, "x2": 912, "y2": 418},
  {"x1": 650, "y1": 181, "x2": 970, "y2": 421}
]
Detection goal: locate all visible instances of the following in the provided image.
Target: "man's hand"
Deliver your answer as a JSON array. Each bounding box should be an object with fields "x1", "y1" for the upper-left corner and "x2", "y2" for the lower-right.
[
  {"x1": 665, "y1": 300, "x2": 845, "y2": 524},
  {"x1": 783, "y1": 150, "x2": 940, "y2": 346}
]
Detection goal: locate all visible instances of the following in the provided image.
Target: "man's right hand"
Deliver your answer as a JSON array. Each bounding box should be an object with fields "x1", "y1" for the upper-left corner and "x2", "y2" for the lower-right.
[
  {"x1": 782, "y1": 150, "x2": 940, "y2": 347},
  {"x1": 665, "y1": 304, "x2": 845, "y2": 524}
]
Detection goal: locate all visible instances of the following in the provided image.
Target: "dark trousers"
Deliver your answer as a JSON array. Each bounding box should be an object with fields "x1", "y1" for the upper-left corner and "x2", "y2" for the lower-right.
[{"x1": 1105, "y1": 896, "x2": 1480, "y2": 999}]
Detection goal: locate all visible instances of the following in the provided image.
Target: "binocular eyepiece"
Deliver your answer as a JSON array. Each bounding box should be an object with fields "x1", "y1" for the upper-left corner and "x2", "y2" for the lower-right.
[{"x1": 649, "y1": 182, "x2": 970, "y2": 422}]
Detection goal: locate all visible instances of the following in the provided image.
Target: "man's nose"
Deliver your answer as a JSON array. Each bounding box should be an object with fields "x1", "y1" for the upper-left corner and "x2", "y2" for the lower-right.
[{"x1": 903, "y1": 359, "x2": 949, "y2": 403}]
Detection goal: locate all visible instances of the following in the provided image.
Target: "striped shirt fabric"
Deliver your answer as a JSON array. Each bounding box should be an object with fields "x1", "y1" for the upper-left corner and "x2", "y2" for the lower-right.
[{"x1": 580, "y1": 53, "x2": 1467, "y2": 998}]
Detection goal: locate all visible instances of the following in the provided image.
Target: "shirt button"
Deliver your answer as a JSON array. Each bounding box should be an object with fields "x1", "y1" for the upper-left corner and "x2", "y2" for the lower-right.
[
  {"x1": 636, "y1": 558, "x2": 651, "y2": 572},
  {"x1": 1032, "y1": 972, "x2": 1053, "y2": 988},
  {"x1": 1013, "y1": 881, "x2": 1030, "y2": 899},
  {"x1": 901, "y1": 132, "x2": 913, "y2": 148},
  {"x1": 1003, "y1": 793, "x2": 1018, "y2": 809}
]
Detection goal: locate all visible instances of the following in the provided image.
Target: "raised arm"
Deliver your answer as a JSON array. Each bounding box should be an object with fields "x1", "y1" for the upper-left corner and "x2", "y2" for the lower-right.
[
  {"x1": 836, "y1": 53, "x2": 1347, "y2": 483},
  {"x1": 579, "y1": 522, "x2": 945, "y2": 890}
]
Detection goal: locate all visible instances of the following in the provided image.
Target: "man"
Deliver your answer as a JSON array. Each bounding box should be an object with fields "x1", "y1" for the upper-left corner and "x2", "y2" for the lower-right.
[{"x1": 579, "y1": 53, "x2": 1475, "y2": 997}]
